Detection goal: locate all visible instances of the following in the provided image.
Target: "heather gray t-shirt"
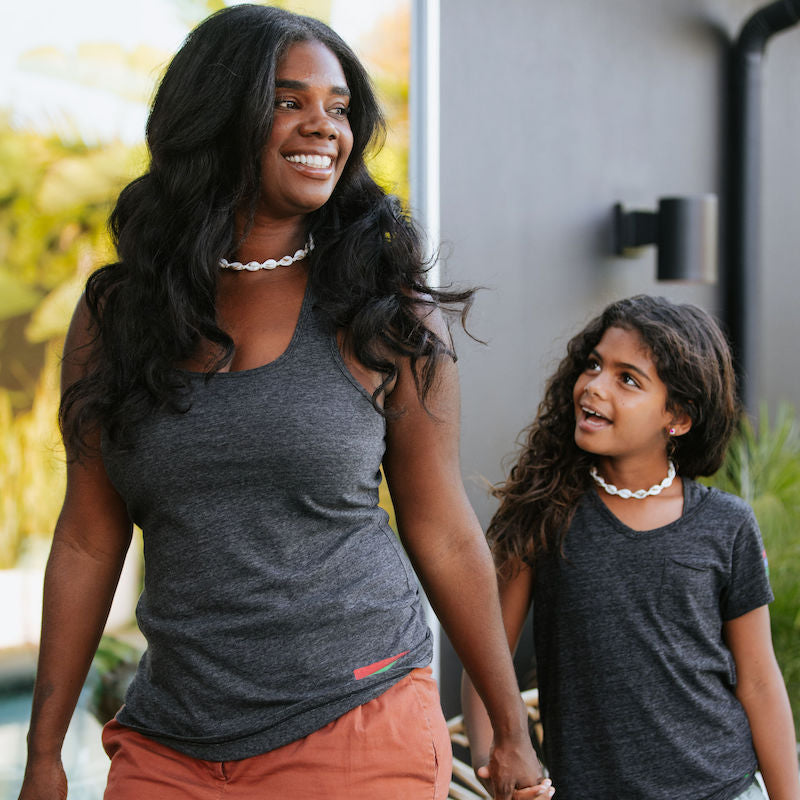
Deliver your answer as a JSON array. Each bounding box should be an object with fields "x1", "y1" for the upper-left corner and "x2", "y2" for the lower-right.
[
  {"x1": 533, "y1": 480, "x2": 773, "y2": 800},
  {"x1": 102, "y1": 286, "x2": 432, "y2": 760}
]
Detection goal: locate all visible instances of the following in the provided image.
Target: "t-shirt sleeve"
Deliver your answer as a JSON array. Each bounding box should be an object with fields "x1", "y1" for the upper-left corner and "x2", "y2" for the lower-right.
[{"x1": 721, "y1": 504, "x2": 774, "y2": 621}]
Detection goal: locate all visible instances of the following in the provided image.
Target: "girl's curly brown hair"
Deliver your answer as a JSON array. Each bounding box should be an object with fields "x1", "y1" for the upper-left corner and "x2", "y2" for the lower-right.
[{"x1": 488, "y1": 295, "x2": 740, "y2": 578}]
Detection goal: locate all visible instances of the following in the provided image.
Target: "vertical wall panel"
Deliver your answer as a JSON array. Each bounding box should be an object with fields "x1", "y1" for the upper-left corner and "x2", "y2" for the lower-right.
[{"x1": 436, "y1": 0, "x2": 800, "y2": 715}]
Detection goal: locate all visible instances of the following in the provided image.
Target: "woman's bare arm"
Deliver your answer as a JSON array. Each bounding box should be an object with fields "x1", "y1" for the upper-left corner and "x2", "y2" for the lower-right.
[
  {"x1": 382, "y1": 307, "x2": 547, "y2": 800},
  {"x1": 19, "y1": 299, "x2": 133, "y2": 800}
]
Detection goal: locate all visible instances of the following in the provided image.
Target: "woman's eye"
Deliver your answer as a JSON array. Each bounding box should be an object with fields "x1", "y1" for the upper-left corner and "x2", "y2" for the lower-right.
[
  {"x1": 586, "y1": 358, "x2": 600, "y2": 371},
  {"x1": 330, "y1": 105, "x2": 350, "y2": 117},
  {"x1": 275, "y1": 98, "x2": 298, "y2": 109}
]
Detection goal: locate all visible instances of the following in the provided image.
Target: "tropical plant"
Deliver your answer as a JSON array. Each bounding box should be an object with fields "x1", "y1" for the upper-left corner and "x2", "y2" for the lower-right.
[
  {"x1": 360, "y1": 3, "x2": 411, "y2": 204},
  {"x1": 707, "y1": 404, "x2": 800, "y2": 737},
  {"x1": 0, "y1": 125, "x2": 137, "y2": 568}
]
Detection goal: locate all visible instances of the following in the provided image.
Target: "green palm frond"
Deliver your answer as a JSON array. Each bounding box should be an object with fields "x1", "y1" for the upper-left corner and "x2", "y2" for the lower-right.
[{"x1": 707, "y1": 404, "x2": 800, "y2": 737}]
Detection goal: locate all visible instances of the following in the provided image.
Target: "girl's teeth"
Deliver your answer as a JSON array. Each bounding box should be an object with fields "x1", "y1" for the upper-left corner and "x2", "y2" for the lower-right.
[
  {"x1": 285, "y1": 154, "x2": 332, "y2": 168},
  {"x1": 584, "y1": 409, "x2": 607, "y2": 421}
]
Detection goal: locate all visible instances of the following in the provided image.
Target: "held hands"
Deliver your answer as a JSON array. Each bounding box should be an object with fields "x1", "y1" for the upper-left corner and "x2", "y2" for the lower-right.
[{"x1": 475, "y1": 734, "x2": 554, "y2": 800}]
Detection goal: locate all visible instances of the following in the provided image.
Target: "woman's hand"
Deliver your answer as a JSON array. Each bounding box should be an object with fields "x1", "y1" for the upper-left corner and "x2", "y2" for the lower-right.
[
  {"x1": 18, "y1": 756, "x2": 68, "y2": 800},
  {"x1": 475, "y1": 733, "x2": 553, "y2": 800}
]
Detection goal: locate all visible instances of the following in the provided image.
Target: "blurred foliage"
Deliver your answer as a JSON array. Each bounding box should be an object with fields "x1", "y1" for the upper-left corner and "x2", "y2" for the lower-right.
[
  {"x1": 20, "y1": 44, "x2": 171, "y2": 106},
  {"x1": 0, "y1": 121, "x2": 141, "y2": 413},
  {"x1": 0, "y1": 342, "x2": 66, "y2": 569},
  {"x1": 0, "y1": 124, "x2": 139, "y2": 568},
  {"x1": 0, "y1": 2, "x2": 409, "y2": 572},
  {"x1": 706, "y1": 405, "x2": 800, "y2": 737},
  {"x1": 361, "y1": 3, "x2": 410, "y2": 204},
  {"x1": 87, "y1": 634, "x2": 142, "y2": 724}
]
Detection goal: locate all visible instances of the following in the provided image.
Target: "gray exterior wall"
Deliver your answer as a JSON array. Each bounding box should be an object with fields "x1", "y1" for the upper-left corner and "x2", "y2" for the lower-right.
[{"x1": 436, "y1": 0, "x2": 800, "y2": 714}]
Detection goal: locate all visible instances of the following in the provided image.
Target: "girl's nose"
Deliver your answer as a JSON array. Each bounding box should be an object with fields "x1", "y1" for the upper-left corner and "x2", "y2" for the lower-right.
[{"x1": 584, "y1": 373, "x2": 608, "y2": 398}]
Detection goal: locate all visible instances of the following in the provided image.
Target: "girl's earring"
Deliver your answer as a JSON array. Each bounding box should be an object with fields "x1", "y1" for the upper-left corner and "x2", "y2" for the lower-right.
[{"x1": 669, "y1": 427, "x2": 676, "y2": 436}]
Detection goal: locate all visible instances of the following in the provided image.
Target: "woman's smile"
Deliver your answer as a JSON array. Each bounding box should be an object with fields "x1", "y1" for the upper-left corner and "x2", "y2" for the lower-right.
[
  {"x1": 257, "y1": 39, "x2": 354, "y2": 220},
  {"x1": 283, "y1": 153, "x2": 334, "y2": 170}
]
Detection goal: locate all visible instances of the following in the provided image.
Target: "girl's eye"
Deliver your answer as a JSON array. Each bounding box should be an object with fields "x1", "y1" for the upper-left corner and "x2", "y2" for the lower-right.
[
  {"x1": 621, "y1": 373, "x2": 639, "y2": 388},
  {"x1": 330, "y1": 105, "x2": 350, "y2": 117},
  {"x1": 586, "y1": 358, "x2": 600, "y2": 372},
  {"x1": 275, "y1": 98, "x2": 298, "y2": 109}
]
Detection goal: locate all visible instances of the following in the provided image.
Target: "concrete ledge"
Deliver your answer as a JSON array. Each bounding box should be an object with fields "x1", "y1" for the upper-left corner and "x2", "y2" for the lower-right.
[{"x1": 0, "y1": 647, "x2": 37, "y2": 694}]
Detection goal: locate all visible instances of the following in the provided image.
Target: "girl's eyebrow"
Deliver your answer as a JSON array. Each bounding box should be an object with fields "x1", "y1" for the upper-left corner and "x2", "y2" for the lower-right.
[
  {"x1": 590, "y1": 348, "x2": 653, "y2": 383},
  {"x1": 614, "y1": 360, "x2": 652, "y2": 382},
  {"x1": 275, "y1": 78, "x2": 351, "y2": 97}
]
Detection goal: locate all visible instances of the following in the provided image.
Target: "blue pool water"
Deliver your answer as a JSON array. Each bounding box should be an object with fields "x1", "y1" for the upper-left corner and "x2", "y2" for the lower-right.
[{"x1": 0, "y1": 689, "x2": 108, "y2": 800}]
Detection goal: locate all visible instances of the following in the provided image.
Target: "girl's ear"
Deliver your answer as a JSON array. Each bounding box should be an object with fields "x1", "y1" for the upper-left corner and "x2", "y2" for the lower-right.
[{"x1": 668, "y1": 410, "x2": 692, "y2": 437}]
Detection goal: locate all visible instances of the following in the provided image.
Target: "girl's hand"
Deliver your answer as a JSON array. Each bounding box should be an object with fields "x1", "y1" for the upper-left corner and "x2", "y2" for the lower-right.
[
  {"x1": 18, "y1": 757, "x2": 68, "y2": 800},
  {"x1": 512, "y1": 781, "x2": 555, "y2": 800}
]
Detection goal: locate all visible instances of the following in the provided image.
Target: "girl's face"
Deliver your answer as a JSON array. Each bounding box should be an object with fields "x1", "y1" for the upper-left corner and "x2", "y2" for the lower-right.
[
  {"x1": 257, "y1": 39, "x2": 354, "y2": 220},
  {"x1": 573, "y1": 326, "x2": 678, "y2": 463}
]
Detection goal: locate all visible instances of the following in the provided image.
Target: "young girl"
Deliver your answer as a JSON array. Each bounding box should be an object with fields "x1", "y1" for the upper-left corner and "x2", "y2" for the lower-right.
[{"x1": 462, "y1": 295, "x2": 800, "y2": 800}]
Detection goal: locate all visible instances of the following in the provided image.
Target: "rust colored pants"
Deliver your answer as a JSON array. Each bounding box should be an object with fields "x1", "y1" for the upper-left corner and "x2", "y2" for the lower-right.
[{"x1": 102, "y1": 667, "x2": 451, "y2": 799}]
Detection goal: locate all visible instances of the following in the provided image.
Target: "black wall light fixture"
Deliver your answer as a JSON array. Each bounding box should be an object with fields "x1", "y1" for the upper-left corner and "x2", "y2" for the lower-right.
[{"x1": 613, "y1": 195, "x2": 718, "y2": 283}]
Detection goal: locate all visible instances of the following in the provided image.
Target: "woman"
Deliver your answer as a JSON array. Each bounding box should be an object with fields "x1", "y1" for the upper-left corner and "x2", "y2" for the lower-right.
[{"x1": 19, "y1": 6, "x2": 547, "y2": 799}]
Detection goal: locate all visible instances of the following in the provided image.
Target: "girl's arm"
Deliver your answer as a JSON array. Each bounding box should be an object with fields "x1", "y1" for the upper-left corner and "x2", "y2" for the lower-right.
[
  {"x1": 382, "y1": 309, "x2": 547, "y2": 800},
  {"x1": 461, "y1": 561, "x2": 541, "y2": 794},
  {"x1": 19, "y1": 301, "x2": 134, "y2": 800},
  {"x1": 723, "y1": 605, "x2": 800, "y2": 800}
]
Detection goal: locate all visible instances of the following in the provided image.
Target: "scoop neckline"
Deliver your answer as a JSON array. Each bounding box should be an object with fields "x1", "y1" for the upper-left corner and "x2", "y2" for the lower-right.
[{"x1": 177, "y1": 281, "x2": 313, "y2": 379}]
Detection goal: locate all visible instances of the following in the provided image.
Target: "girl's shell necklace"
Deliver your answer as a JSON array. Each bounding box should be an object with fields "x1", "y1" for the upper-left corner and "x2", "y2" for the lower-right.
[{"x1": 590, "y1": 461, "x2": 676, "y2": 500}]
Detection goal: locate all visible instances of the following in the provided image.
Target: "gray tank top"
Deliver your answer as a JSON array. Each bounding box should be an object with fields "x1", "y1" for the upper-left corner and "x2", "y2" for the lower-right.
[{"x1": 102, "y1": 284, "x2": 432, "y2": 760}]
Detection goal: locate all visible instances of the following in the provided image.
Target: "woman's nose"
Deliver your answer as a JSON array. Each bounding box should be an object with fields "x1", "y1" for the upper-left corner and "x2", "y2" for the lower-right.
[{"x1": 299, "y1": 107, "x2": 338, "y2": 139}]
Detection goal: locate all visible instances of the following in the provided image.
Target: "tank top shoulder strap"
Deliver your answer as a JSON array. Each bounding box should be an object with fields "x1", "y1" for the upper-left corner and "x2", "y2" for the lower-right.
[{"x1": 290, "y1": 282, "x2": 338, "y2": 359}]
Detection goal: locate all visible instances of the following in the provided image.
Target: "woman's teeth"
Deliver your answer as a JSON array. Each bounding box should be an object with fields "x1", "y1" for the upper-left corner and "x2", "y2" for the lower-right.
[{"x1": 285, "y1": 154, "x2": 332, "y2": 168}]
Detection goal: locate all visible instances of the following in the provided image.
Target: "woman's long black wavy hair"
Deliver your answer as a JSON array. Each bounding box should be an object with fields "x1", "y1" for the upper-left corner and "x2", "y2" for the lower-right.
[
  {"x1": 61, "y1": 4, "x2": 472, "y2": 456},
  {"x1": 488, "y1": 295, "x2": 740, "y2": 578}
]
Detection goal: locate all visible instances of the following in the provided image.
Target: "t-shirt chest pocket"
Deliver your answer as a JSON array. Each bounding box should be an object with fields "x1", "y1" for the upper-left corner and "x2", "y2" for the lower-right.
[{"x1": 659, "y1": 556, "x2": 722, "y2": 636}]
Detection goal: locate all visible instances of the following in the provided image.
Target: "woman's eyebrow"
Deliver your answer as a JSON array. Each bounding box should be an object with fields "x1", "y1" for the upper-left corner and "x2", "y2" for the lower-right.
[{"x1": 275, "y1": 78, "x2": 351, "y2": 96}]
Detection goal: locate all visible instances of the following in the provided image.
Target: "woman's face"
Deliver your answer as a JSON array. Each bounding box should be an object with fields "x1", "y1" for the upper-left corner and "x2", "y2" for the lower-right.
[{"x1": 257, "y1": 39, "x2": 354, "y2": 220}]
